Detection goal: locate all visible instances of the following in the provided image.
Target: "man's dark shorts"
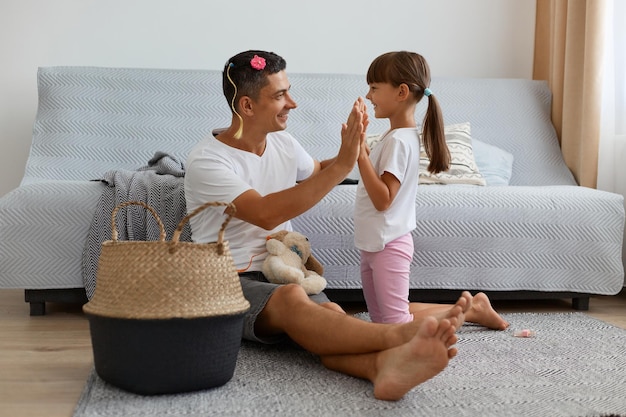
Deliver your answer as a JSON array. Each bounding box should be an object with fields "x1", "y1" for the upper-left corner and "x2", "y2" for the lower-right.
[{"x1": 239, "y1": 271, "x2": 330, "y2": 344}]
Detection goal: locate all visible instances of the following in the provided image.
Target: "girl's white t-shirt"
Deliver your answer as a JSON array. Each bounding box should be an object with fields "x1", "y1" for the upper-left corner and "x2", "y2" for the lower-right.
[
  {"x1": 184, "y1": 130, "x2": 315, "y2": 271},
  {"x1": 354, "y1": 128, "x2": 420, "y2": 252}
]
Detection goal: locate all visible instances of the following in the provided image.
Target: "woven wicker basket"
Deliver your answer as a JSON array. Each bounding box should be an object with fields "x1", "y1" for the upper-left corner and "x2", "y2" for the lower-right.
[{"x1": 83, "y1": 201, "x2": 250, "y2": 395}]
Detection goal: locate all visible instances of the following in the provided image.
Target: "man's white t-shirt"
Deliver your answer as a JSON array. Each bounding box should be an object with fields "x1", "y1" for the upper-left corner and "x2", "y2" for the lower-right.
[
  {"x1": 184, "y1": 130, "x2": 315, "y2": 271},
  {"x1": 354, "y1": 128, "x2": 420, "y2": 252}
]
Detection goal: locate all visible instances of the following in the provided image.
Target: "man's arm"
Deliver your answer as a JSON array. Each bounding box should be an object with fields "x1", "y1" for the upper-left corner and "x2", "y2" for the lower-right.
[{"x1": 229, "y1": 99, "x2": 366, "y2": 230}]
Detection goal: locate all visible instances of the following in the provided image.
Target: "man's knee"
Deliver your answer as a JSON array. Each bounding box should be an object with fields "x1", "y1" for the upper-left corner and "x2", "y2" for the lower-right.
[
  {"x1": 271, "y1": 284, "x2": 309, "y2": 307},
  {"x1": 321, "y1": 301, "x2": 346, "y2": 314},
  {"x1": 269, "y1": 284, "x2": 336, "y2": 315},
  {"x1": 255, "y1": 284, "x2": 309, "y2": 335}
]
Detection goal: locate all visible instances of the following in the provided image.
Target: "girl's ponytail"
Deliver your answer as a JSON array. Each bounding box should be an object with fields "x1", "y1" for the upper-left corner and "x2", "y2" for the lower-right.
[{"x1": 421, "y1": 91, "x2": 450, "y2": 174}]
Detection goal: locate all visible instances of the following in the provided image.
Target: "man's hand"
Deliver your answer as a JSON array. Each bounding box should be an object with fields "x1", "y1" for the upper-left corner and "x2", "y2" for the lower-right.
[{"x1": 338, "y1": 98, "x2": 367, "y2": 172}]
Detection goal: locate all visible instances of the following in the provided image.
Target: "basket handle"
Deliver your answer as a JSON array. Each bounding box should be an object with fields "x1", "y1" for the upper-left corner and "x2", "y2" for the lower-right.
[
  {"x1": 111, "y1": 201, "x2": 166, "y2": 242},
  {"x1": 170, "y1": 201, "x2": 236, "y2": 255}
]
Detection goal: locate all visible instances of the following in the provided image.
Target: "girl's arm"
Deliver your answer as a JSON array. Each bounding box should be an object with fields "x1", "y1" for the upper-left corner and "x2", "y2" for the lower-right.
[{"x1": 357, "y1": 143, "x2": 401, "y2": 212}]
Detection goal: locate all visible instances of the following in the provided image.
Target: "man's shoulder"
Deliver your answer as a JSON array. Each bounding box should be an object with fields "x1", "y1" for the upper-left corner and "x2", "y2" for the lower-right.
[{"x1": 186, "y1": 135, "x2": 232, "y2": 169}]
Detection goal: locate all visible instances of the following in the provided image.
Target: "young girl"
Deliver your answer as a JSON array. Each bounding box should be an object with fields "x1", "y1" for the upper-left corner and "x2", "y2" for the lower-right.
[{"x1": 355, "y1": 51, "x2": 451, "y2": 324}]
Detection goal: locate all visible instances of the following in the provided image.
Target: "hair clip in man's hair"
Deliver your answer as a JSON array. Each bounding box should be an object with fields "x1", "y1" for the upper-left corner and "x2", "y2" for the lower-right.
[
  {"x1": 250, "y1": 55, "x2": 266, "y2": 70},
  {"x1": 226, "y1": 62, "x2": 243, "y2": 139}
]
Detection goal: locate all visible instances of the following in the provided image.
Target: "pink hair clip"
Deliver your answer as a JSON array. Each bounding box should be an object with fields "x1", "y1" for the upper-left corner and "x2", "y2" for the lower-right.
[
  {"x1": 513, "y1": 329, "x2": 536, "y2": 338},
  {"x1": 250, "y1": 55, "x2": 266, "y2": 70}
]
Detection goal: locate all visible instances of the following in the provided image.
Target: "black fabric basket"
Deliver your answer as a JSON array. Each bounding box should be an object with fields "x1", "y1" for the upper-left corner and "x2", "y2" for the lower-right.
[
  {"x1": 86, "y1": 313, "x2": 246, "y2": 395},
  {"x1": 83, "y1": 201, "x2": 250, "y2": 395}
]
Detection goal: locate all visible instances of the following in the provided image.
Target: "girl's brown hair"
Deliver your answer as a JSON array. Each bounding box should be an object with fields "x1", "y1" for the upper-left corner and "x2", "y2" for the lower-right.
[{"x1": 366, "y1": 51, "x2": 450, "y2": 173}]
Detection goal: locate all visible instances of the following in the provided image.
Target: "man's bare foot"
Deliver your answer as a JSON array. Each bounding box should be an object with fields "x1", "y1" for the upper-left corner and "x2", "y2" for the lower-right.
[
  {"x1": 466, "y1": 292, "x2": 509, "y2": 330},
  {"x1": 373, "y1": 316, "x2": 458, "y2": 401}
]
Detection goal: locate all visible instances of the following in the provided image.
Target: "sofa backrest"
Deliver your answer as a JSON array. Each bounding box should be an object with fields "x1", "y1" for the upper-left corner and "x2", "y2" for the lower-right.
[
  {"x1": 421, "y1": 78, "x2": 576, "y2": 186},
  {"x1": 23, "y1": 66, "x2": 575, "y2": 187},
  {"x1": 24, "y1": 67, "x2": 227, "y2": 185}
]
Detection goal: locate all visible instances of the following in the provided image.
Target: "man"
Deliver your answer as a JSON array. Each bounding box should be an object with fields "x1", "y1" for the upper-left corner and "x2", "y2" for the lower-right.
[{"x1": 184, "y1": 50, "x2": 505, "y2": 400}]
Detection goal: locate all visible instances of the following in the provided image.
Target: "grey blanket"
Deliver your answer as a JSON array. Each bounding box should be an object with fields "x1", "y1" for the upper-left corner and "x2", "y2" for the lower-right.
[{"x1": 82, "y1": 152, "x2": 190, "y2": 299}]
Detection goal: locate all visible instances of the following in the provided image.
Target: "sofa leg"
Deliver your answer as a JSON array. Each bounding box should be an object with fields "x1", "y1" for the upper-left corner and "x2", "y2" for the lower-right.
[
  {"x1": 24, "y1": 290, "x2": 47, "y2": 316},
  {"x1": 24, "y1": 288, "x2": 88, "y2": 316},
  {"x1": 572, "y1": 296, "x2": 590, "y2": 311},
  {"x1": 29, "y1": 301, "x2": 46, "y2": 316}
]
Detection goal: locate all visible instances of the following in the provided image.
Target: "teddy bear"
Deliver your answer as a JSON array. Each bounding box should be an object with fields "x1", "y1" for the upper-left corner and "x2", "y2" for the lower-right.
[{"x1": 261, "y1": 230, "x2": 327, "y2": 295}]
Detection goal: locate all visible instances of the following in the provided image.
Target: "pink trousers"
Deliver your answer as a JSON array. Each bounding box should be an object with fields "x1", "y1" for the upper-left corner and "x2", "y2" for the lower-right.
[{"x1": 360, "y1": 233, "x2": 414, "y2": 324}]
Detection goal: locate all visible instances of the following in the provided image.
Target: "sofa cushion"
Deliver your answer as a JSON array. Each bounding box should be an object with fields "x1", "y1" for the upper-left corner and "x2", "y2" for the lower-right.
[
  {"x1": 472, "y1": 139, "x2": 515, "y2": 186},
  {"x1": 367, "y1": 123, "x2": 487, "y2": 186},
  {"x1": 293, "y1": 184, "x2": 626, "y2": 295},
  {"x1": 419, "y1": 122, "x2": 486, "y2": 186}
]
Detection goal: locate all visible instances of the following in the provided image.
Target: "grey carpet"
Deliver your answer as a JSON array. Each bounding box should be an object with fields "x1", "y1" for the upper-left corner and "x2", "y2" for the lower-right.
[{"x1": 73, "y1": 312, "x2": 626, "y2": 417}]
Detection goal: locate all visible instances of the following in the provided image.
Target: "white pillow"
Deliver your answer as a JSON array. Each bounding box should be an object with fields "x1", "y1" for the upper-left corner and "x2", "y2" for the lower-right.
[
  {"x1": 366, "y1": 133, "x2": 383, "y2": 149},
  {"x1": 472, "y1": 139, "x2": 514, "y2": 186},
  {"x1": 419, "y1": 122, "x2": 486, "y2": 186}
]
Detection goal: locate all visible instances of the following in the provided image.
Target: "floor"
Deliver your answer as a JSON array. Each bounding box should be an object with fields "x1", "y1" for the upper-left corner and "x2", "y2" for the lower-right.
[{"x1": 0, "y1": 288, "x2": 624, "y2": 417}]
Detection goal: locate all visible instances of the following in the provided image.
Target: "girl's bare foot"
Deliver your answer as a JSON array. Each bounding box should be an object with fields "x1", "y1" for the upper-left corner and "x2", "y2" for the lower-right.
[
  {"x1": 373, "y1": 316, "x2": 458, "y2": 401},
  {"x1": 450, "y1": 291, "x2": 471, "y2": 327},
  {"x1": 466, "y1": 292, "x2": 509, "y2": 330},
  {"x1": 412, "y1": 291, "x2": 471, "y2": 330}
]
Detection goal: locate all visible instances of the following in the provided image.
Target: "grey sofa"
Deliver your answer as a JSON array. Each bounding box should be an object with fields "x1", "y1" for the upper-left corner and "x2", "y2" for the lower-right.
[{"x1": 0, "y1": 66, "x2": 623, "y2": 315}]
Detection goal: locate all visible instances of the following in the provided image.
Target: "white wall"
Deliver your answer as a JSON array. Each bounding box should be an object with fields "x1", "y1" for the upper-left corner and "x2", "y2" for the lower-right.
[{"x1": 0, "y1": 0, "x2": 536, "y2": 197}]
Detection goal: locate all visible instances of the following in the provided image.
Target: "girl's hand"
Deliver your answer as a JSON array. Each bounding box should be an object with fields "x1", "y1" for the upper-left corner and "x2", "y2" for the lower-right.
[
  {"x1": 355, "y1": 97, "x2": 369, "y2": 160},
  {"x1": 357, "y1": 97, "x2": 369, "y2": 134},
  {"x1": 360, "y1": 140, "x2": 370, "y2": 158},
  {"x1": 338, "y1": 100, "x2": 365, "y2": 170}
]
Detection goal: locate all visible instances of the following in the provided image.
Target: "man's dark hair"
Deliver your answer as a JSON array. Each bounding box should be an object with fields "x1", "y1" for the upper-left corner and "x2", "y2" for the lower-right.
[{"x1": 222, "y1": 50, "x2": 287, "y2": 113}]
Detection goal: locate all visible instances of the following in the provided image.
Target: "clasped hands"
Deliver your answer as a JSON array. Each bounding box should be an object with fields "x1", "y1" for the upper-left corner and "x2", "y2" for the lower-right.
[{"x1": 339, "y1": 97, "x2": 370, "y2": 170}]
